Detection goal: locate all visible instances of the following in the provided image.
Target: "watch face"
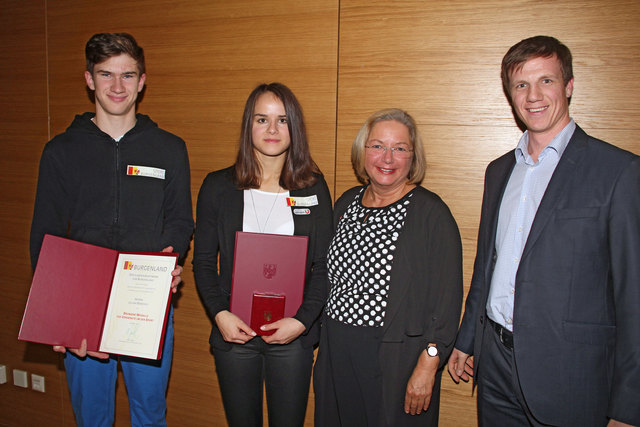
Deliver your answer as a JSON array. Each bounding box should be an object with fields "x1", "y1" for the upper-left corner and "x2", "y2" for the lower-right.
[{"x1": 427, "y1": 346, "x2": 438, "y2": 357}]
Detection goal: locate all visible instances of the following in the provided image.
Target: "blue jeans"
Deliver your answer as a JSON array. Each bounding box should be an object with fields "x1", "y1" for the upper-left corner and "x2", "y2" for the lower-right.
[
  {"x1": 213, "y1": 337, "x2": 314, "y2": 427},
  {"x1": 64, "y1": 307, "x2": 174, "y2": 427}
]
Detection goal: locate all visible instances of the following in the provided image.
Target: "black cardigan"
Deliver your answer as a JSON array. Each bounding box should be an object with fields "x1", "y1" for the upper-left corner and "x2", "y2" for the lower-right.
[{"x1": 193, "y1": 166, "x2": 333, "y2": 350}]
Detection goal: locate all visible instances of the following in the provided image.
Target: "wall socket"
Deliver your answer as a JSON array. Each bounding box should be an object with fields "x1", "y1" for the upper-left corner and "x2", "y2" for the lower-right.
[
  {"x1": 0, "y1": 365, "x2": 46, "y2": 392},
  {"x1": 13, "y1": 369, "x2": 28, "y2": 388},
  {"x1": 31, "y1": 374, "x2": 45, "y2": 392}
]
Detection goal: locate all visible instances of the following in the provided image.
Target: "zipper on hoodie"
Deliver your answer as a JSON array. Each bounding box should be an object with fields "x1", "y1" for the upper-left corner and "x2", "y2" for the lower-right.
[{"x1": 113, "y1": 137, "x2": 120, "y2": 227}]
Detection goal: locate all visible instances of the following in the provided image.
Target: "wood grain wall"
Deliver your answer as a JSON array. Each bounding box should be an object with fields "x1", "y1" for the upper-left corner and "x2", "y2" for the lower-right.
[{"x1": 1, "y1": 1, "x2": 638, "y2": 426}]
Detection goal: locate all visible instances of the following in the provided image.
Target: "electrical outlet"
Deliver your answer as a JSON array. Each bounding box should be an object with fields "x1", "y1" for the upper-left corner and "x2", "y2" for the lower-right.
[
  {"x1": 13, "y1": 369, "x2": 28, "y2": 388},
  {"x1": 31, "y1": 374, "x2": 45, "y2": 392},
  {"x1": 0, "y1": 365, "x2": 6, "y2": 384}
]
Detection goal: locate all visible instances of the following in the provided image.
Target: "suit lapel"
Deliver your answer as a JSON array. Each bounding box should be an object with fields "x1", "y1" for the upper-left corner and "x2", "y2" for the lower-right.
[{"x1": 521, "y1": 127, "x2": 588, "y2": 260}]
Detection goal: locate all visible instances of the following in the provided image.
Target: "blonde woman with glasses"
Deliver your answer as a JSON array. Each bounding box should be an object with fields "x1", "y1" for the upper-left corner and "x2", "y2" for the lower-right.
[{"x1": 314, "y1": 108, "x2": 463, "y2": 426}]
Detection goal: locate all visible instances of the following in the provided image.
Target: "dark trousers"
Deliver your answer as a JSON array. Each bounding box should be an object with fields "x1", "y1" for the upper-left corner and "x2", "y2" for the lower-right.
[
  {"x1": 314, "y1": 317, "x2": 384, "y2": 427},
  {"x1": 477, "y1": 321, "x2": 549, "y2": 427},
  {"x1": 213, "y1": 337, "x2": 314, "y2": 427}
]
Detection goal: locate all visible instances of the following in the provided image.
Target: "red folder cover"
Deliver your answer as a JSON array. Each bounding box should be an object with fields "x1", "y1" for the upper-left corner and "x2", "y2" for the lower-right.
[
  {"x1": 18, "y1": 234, "x2": 177, "y2": 359},
  {"x1": 250, "y1": 293, "x2": 285, "y2": 336},
  {"x1": 230, "y1": 232, "x2": 308, "y2": 335}
]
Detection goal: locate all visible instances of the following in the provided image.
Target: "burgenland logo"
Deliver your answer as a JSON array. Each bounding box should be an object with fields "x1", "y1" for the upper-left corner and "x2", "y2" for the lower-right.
[
  {"x1": 263, "y1": 264, "x2": 277, "y2": 279},
  {"x1": 123, "y1": 261, "x2": 168, "y2": 272},
  {"x1": 127, "y1": 166, "x2": 141, "y2": 175}
]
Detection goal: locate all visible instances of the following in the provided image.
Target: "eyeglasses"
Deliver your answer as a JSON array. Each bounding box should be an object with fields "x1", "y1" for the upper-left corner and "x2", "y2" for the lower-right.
[{"x1": 364, "y1": 144, "x2": 413, "y2": 158}]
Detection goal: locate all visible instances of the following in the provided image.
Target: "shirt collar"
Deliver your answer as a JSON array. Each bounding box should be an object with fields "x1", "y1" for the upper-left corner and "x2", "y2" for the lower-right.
[{"x1": 515, "y1": 119, "x2": 576, "y2": 165}]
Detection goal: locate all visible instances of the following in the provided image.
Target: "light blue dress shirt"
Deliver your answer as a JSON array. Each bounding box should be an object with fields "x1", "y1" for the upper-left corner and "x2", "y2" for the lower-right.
[{"x1": 486, "y1": 120, "x2": 576, "y2": 331}]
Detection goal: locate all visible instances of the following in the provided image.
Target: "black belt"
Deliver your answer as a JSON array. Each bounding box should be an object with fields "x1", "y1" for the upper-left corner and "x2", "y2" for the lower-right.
[{"x1": 488, "y1": 318, "x2": 513, "y2": 350}]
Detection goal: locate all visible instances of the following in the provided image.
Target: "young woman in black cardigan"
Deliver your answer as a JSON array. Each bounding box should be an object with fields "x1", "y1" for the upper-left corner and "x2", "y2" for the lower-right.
[{"x1": 193, "y1": 83, "x2": 332, "y2": 426}]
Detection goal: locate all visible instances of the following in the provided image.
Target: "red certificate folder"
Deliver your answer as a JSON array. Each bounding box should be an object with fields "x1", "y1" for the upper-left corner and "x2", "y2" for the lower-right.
[
  {"x1": 230, "y1": 231, "x2": 308, "y2": 336},
  {"x1": 18, "y1": 234, "x2": 177, "y2": 360}
]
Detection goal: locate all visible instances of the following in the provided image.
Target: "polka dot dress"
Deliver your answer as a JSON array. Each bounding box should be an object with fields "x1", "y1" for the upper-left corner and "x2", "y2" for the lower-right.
[{"x1": 326, "y1": 187, "x2": 413, "y2": 327}]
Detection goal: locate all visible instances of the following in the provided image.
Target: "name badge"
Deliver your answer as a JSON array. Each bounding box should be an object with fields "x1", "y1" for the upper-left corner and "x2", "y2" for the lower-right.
[
  {"x1": 286, "y1": 195, "x2": 318, "y2": 207},
  {"x1": 293, "y1": 208, "x2": 311, "y2": 216},
  {"x1": 127, "y1": 165, "x2": 166, "y2": 180}
]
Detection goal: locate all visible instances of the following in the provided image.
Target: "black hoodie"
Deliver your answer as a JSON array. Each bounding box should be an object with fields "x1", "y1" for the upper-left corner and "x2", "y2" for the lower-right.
[{"x1": 30, "y1": 113, "x2": 194, "y2": 268}]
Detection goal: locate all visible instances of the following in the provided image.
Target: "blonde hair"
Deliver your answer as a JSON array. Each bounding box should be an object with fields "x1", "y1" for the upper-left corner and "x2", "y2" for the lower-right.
[{"x1": 351, "y1": 108, "x2": 426, "y2": 185}]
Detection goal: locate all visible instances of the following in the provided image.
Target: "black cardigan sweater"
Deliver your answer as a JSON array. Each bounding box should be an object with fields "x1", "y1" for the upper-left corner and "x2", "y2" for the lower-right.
[{"x1": 193, "y1": 166, "x2": 333, "y2": 350}]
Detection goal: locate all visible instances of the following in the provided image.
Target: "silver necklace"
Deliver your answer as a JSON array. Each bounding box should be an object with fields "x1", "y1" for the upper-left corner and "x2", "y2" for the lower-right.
[{"x1": 249, "y1": 188, "x2": 282, "y2": 233}]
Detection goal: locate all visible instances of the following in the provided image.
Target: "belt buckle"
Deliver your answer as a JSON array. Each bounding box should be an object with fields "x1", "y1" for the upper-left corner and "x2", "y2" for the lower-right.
[{"x1": 498, "y1": 325, "x2": 505, "y2": 345}]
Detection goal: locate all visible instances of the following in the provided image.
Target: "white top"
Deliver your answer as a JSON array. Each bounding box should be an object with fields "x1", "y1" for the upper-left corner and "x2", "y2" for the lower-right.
[{"x1": 242, "y1": 189, "x2": 294, "y2": 235}]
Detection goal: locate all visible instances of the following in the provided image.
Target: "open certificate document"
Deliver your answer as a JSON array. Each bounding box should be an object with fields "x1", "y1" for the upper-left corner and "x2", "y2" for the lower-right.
[
  {"x1": 19, "y1": 234, "x2": 177, "y2": 360},
  {"x1": 99, "y1": 253, "x2": 176, "y2": 358}
]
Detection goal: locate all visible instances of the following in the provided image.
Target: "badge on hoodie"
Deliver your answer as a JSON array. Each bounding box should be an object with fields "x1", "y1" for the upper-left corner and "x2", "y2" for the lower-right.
[{"x1": 127, "y1": 165, "x2": 165, "y2": 180}]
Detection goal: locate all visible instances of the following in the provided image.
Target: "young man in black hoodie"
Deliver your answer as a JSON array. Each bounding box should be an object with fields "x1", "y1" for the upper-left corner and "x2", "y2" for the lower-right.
[{"x1": 30, "y1": 33, "x2": 193, "y2": 427}]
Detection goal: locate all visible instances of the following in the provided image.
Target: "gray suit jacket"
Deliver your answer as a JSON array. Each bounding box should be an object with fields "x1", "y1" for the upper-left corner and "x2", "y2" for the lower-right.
[{"x1": 456, "y1": 126, "x2": 640, "y2": 426}]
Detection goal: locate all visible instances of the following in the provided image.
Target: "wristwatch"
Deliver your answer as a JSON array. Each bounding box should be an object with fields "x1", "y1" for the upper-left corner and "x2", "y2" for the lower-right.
[{"x1": 427, "y1": 343, "x2": 439, "y2": 357}]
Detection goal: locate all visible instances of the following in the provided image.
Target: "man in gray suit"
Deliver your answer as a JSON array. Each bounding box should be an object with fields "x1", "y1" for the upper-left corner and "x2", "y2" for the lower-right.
[{"x1": 448, "y1": 35, "x2": 640, "y2": 427}]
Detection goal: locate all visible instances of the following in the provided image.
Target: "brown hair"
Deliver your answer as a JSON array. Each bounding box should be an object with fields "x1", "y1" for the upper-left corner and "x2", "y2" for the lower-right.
[
  {"x1": 234, "y1": 83, "x2": 319, "y2": 190},
  {"x1": 351, "y1": 108, "x2": 426, "y2": 185},
  {"x1": 85, "y1": 33, "x2": 145, "y2": 75},
  {"x1": 501, "y1": 35, "x2": 573, "y2": 98}
]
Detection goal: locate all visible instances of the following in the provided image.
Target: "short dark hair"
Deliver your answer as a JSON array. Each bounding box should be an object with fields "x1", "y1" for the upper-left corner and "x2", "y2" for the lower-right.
[
  {"x1": 501, "y1": 35, "x2": 573, "y2": 97},
  {"x1": 234, "y1": 83, "x2": 319, "y2": 190},
  {"x1": 85, "y1": 33, "x2": 145, "y2": 75}
]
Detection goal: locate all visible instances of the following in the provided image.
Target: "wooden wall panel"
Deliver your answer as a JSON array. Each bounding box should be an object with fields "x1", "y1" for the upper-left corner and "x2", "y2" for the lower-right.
[
  {"x1": 336, "y1": 1, "x2": 640, "y2": 426},
  {"x1": 45, "y1": 0, "x2": 339, "y2": 193},
  {"x1": 1, "y1": 1, "x2": 338, "y2": 426},
  {"x1": 0, "y1": 1, "x2": 73, "y2": 425},
  {"x1": 31, "y1": 1, "x2": 337, "y2": 426},
  {"x1": 1, "y1": 0, "x2": 639, "y2": 426}
]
